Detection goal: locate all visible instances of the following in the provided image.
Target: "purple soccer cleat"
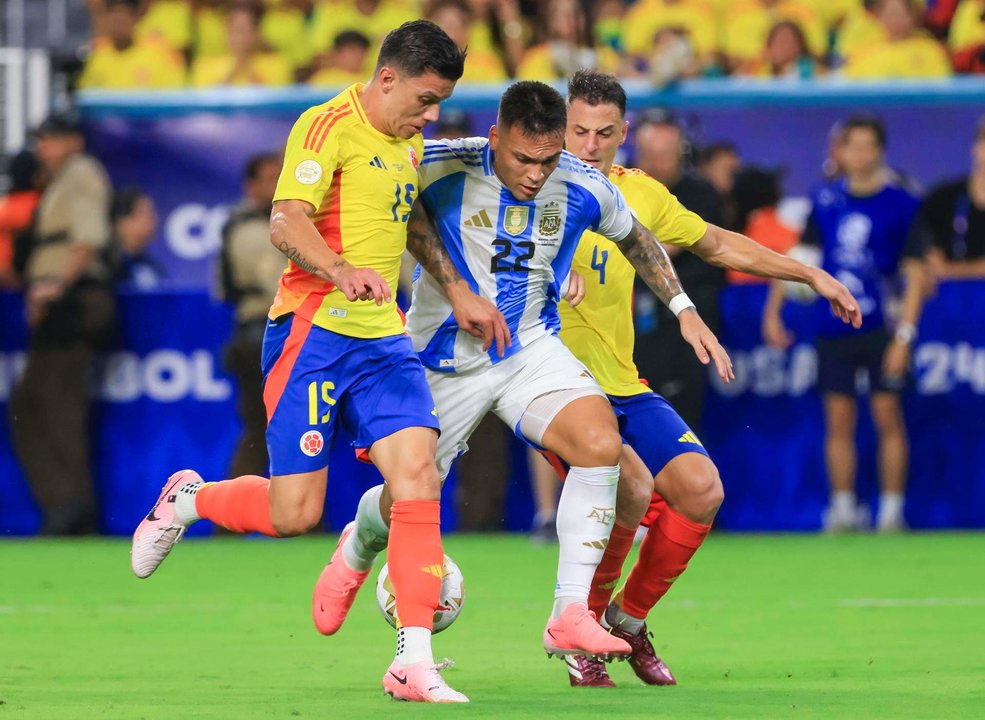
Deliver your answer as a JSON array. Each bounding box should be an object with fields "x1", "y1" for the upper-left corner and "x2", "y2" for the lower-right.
[
  {"x1": 565, "y1": 655, "x2": 616, "y2": 688},
  {"x1": 609, "y1": 623, "x2": 677, "y2": 686}
]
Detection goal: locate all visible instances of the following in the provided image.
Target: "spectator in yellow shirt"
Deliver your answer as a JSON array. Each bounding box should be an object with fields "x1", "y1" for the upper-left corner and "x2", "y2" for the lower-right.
[
  {"x1": 722, "y1": 0, "x2": 827, "y2": 69},
  {"x1": 193, "y1": 0, "x2": 232, "y2": 58},
  {"x1": 621, "y1": 0, "x2": 719, "y2": 68},
  {"x1": 842, "y1": 0, "x2": 952, "y2": 78},
  {"x1": 429, "y1": 0, "x2": 509, "y2": 83},
  {"x1": 191, "y1": 2, "x2": 293, "y2": 87},
  {"x1": 516, "y1": 0, "x2": 622, "y2": 80},
  {"x1": 261, "y1": 0, "x2": 322, "y2": 72},
  {"x1": 136, "y1": 0, "x2": 193, "y2": 54},
  {"x1": 308, "y1": 30, "x2": 371, "y2": 87},
  {"x1": 736, "y1": 19, "x2": 823, "y2": 78},
  {"x1": 79, "y1": 0, "x2": 186, "y2": 90},
  {"x1": 310, "y1": 0, "x2": 417, "y2": 71},
  {"x1": 835, "y1": 1, "x2": 886, "y2": 61}
]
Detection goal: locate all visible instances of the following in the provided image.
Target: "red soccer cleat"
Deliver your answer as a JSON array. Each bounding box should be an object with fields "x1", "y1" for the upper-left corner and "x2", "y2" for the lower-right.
[
  {"x1": 609, "y1": 622, "x2": 677, "y2": 685},
  {"x1": 565, "y1": 655, "x2": 616, "y2": 688}
]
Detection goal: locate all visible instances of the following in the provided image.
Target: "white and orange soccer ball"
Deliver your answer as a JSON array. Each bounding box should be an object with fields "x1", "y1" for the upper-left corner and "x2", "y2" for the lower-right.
[{"x1": 376, "y1": 554, "x2": 465, "y2": 633}]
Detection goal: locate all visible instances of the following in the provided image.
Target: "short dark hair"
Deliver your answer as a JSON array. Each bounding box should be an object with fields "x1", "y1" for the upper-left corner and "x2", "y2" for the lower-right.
[
  {"x1": 698, "y1": 141, "x2": 738, "y2": 167},
  {"x1": 333, "y1": 29, "x2": 370, "y2": 51},
  {"x1": 376, "y1": 20, "x2": 465, "y2": 81},
  {"x1": 841, "y1": 114, "x2": 887, "y2": 149},
  {"x1": 567, "y1": 70, "x2": 627, "y2": 117},
  {"x1": 111, "y1": 188, "x2": 146, "y2": 223},
  {"x1": 245, "y1": 153, "x2": 281, "y2": 181},
  {"x1": 499, "y1": 81, "x2": 567, "y2": 137}
]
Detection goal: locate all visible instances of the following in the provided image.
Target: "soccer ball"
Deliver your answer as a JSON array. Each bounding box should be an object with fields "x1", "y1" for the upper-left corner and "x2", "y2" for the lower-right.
[
  {"x1": 782, "y1": 243, "x2": 822, "y2": 304},
  {"x1": 376, "y1": 554, "x2": 465, "y2": 634}
]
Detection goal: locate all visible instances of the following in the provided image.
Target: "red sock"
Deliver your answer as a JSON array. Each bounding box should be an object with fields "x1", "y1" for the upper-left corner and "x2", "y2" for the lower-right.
[
  {"x1": 588, "y1": 523, "x2": 636, "y2": 617},
  {"x1": 388, "y1": 500, "x2": 442, "y2": 630},
  {"x1": 616, "y1": 506, "x2": 711, "y2": 619},
  {"x1": 195, "y1": 475, "x2": 280, "y2": 537}
]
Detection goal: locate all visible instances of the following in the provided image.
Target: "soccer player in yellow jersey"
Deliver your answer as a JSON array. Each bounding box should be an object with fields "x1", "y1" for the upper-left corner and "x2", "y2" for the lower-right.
[
  {"x1": 131, "y1": 22, "x2": 508, "y2": 703},
  {"x1": 556, "y1": 71, "x2": 863, "y2": 688}
]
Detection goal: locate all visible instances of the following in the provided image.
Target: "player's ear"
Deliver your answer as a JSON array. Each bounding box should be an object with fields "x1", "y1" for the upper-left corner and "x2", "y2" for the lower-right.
[
  {"x1": 619, "y1": 120, "x2": 629, "y2": 146},
  {"x1": 489, "y1": 125, "x2": 499, "y2": 151},
  {"x1": 378, "y1": 65, "x2": 396, "y2": 93}
]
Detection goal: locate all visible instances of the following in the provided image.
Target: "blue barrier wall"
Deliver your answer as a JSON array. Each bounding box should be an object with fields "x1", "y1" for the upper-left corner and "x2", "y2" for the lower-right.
[
  {"x1": 2, "y1": 282, "x2": 983, "y2": 535},
  {"x1": 77, "y1": 80, "x2": 985, "y2": 288}
]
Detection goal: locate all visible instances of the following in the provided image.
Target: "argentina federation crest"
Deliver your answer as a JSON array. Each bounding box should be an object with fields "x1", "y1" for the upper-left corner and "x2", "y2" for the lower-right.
[
  {"x1": 503, "y1": 205, "x2": 529, "y2": 236},
  {"x1": 538, "y1": 201, "x2": 562, "y2": 237}
]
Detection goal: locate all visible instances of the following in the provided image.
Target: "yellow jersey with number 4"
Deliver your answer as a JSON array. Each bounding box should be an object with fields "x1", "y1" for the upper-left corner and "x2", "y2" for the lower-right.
[
  {"x1": 558, "y1": 166, "x2": 707, "y2": 397},
  {"x1": 271, "y1": 83, "x2": 423, "y2": 338}
]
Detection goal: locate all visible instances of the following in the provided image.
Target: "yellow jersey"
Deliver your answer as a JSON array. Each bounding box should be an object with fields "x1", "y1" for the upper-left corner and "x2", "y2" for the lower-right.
[
  {"x1": 78, "y1": 37, "x2": 185, "y2": 90},
  {"x1": 271, "y1": 83, "x2": 423, "y2": 339},
  {"x1": 842, "y1": 33, "x2": 952, "y2": 79},
  {"x1": 190, "y1": 52, "x2": 294, "y2": 87},
  {"x1": 558, "y1": 166, "x2": 707, "y2": 397}
]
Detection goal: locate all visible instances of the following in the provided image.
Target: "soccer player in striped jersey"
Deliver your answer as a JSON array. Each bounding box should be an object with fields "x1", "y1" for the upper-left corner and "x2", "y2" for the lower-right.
[
  {"x1": 130, "y1": 22, "x2": 506, "y2": 704},
  {"x1": 557, "y1": 71, "x2": 862, "y2": 688},
  {"x1": 319, "y1": 80, "x2": 735, "y2": 661}
]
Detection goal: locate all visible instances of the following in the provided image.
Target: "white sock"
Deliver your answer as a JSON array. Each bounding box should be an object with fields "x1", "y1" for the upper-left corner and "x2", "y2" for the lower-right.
[
  {"x1": 552, "y1": 464, "x2": 619, "y2": 618},
  {"x1": 605, "y1": 602, "x2": 644, "y2": 635},
  {"x1": 172, "y1": 482, "x2": 203, "y2": 526},
  {"x1": 878, "y1": 492, "x2": 904, "y2": 523},
  {"x1": 342, "y1": 484, "x2": 390, "y2": 571},
  {"x1": 832, "y1": 491, "x2": 856, "y2": 518},
  {"x1": 395, "y1": 626, "x2": 434, "y2": 666}
]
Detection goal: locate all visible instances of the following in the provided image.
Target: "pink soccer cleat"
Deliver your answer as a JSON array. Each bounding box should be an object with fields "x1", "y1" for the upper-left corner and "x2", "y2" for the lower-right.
[
  {"x1": 565, "y1": 655, "x2": 616, "y2": 688},
  {"x1": 130, "y1": 469, "x2": 202, "y2": 578},
  {"x1": 544, "y1": 603, "x2": 632, "y2": 659},
  {"x1": 609, "y1": 622, "x2": 677, "y2": 685},
  {"x1": 382, "y1": 660, "x2": 468, "y2": 703},
  {"x1": 312, "y1": 522, "x2": 370, "y2": 635}
]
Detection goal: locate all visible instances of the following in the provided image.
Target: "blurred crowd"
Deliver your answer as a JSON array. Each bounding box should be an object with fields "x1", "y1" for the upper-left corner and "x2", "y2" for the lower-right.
[{"x1": 75, "y1": 0, "x2": 985, "y2": 91}]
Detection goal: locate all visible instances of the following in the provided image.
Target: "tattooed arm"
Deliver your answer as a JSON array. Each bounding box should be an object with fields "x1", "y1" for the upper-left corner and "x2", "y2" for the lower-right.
[
  {"x1": 615, "y1": 216, "x2": 734, "y2": 382},
  {"x1": 406, "y1": 202, "x2": 511, "y2": 355},
  {"x1": 269, "y1": 198, "x2": 391, "y2": 304},
  {"x1": 615, "y1": 216, "x2": 687, "y2": 307}
]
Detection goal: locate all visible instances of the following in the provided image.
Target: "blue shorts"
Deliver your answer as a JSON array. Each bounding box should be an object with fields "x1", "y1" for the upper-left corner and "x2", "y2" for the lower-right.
[
  {"x1": 541, "y1": 390, "x2": 709, "y2": 482},
  {"x1": 609, "y1": 391, "x2": 710, "y2": 477},
  {"x1": 816, "y1": 329, "x2": 905, "y2": 396},
  {"x1": 261, "y1": 314, "x2": 439, "y2": 476}
]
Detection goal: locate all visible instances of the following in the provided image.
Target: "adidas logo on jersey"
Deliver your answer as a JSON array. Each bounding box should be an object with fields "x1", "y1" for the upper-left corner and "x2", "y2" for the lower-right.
[
  {"x1": 368, "y1": 156, "x2": 388, "y2": 170},
  {"x1": 463, "y1": 209, "x2": 493, "y2": 228},
  {"x1": 678, "y1": 431, "x2": 702, "y2": 446}
]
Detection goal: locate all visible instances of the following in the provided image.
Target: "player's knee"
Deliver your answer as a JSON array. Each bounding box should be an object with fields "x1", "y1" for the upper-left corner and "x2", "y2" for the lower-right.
[
  {"x1": 271, "y1": 504, "x2": 323, "y2": 537},
  {"x1": 575, "y1": 426, "x2": 623, "y2": 467},
  {"x1": 872, "y1": 403, "x2": 904, "y2": 435},
  {"x1": 386, "y1": 455, "x2": 441, "y2": 501},
  {"x1": 679, "y1": 464, "x2": 723, "y2": 523}
]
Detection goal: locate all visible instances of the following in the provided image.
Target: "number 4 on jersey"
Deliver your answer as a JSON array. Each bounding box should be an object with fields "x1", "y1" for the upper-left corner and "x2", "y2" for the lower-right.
[{"x1": 591, "y1": 245, "x2": 609, "y2": 285}]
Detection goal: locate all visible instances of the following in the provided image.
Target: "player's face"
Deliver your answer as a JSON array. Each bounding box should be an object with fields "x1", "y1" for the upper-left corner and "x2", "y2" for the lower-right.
[
  {"x1": 380, "y1": 68, "x2": 457, "y2": 139},
  {"x1": 489, "y1": 123, "x2": 564, "y2": 201},
  {"x1": 839, "y1": 127, "x2": 883, "y2": 177},
  {"x1": 565, "y1": 98, "x2": 628, "y2": 176}
]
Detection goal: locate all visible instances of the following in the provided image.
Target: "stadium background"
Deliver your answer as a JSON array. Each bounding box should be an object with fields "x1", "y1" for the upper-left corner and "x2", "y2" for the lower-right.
[{"x1": 1, "y1": 1, "x2": 984, "y2": 535}]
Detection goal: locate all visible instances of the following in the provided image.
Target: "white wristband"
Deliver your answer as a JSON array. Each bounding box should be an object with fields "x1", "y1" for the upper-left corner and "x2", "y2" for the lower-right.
[{"x1": 668, "y1": 293, "x2": 695, "y2": 317}]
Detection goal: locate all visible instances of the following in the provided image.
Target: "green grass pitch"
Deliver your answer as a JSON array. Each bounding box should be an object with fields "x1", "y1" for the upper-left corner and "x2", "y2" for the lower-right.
[{"x1": 2, "y1": 533, "x2": 984, "y2": 719}]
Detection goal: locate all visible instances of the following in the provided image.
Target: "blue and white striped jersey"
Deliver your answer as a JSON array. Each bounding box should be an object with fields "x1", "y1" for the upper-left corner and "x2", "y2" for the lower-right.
[{"x1": 406, "y1": 137, "x2": 634, "y2": 374}]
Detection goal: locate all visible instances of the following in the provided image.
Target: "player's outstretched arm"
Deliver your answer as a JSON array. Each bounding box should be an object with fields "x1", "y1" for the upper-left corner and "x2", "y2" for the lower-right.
[
  {"x1": 615, "y1": 217, "x2": 734, "y2": 383},
  {"x1": 406, "y1": 203, "x2": 511, "y2": 356},
  {"x1": 270, "y1": 199, "x2": 391, "y2": 304},
  {"x1": 690, "y1": 224, "x2": 862, "y2": 329}
]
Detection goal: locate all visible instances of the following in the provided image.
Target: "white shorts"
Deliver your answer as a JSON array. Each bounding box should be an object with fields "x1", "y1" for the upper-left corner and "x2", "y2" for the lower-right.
[{"x1": 427, "y1": 333, "x2": 605, "y2": 478}]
